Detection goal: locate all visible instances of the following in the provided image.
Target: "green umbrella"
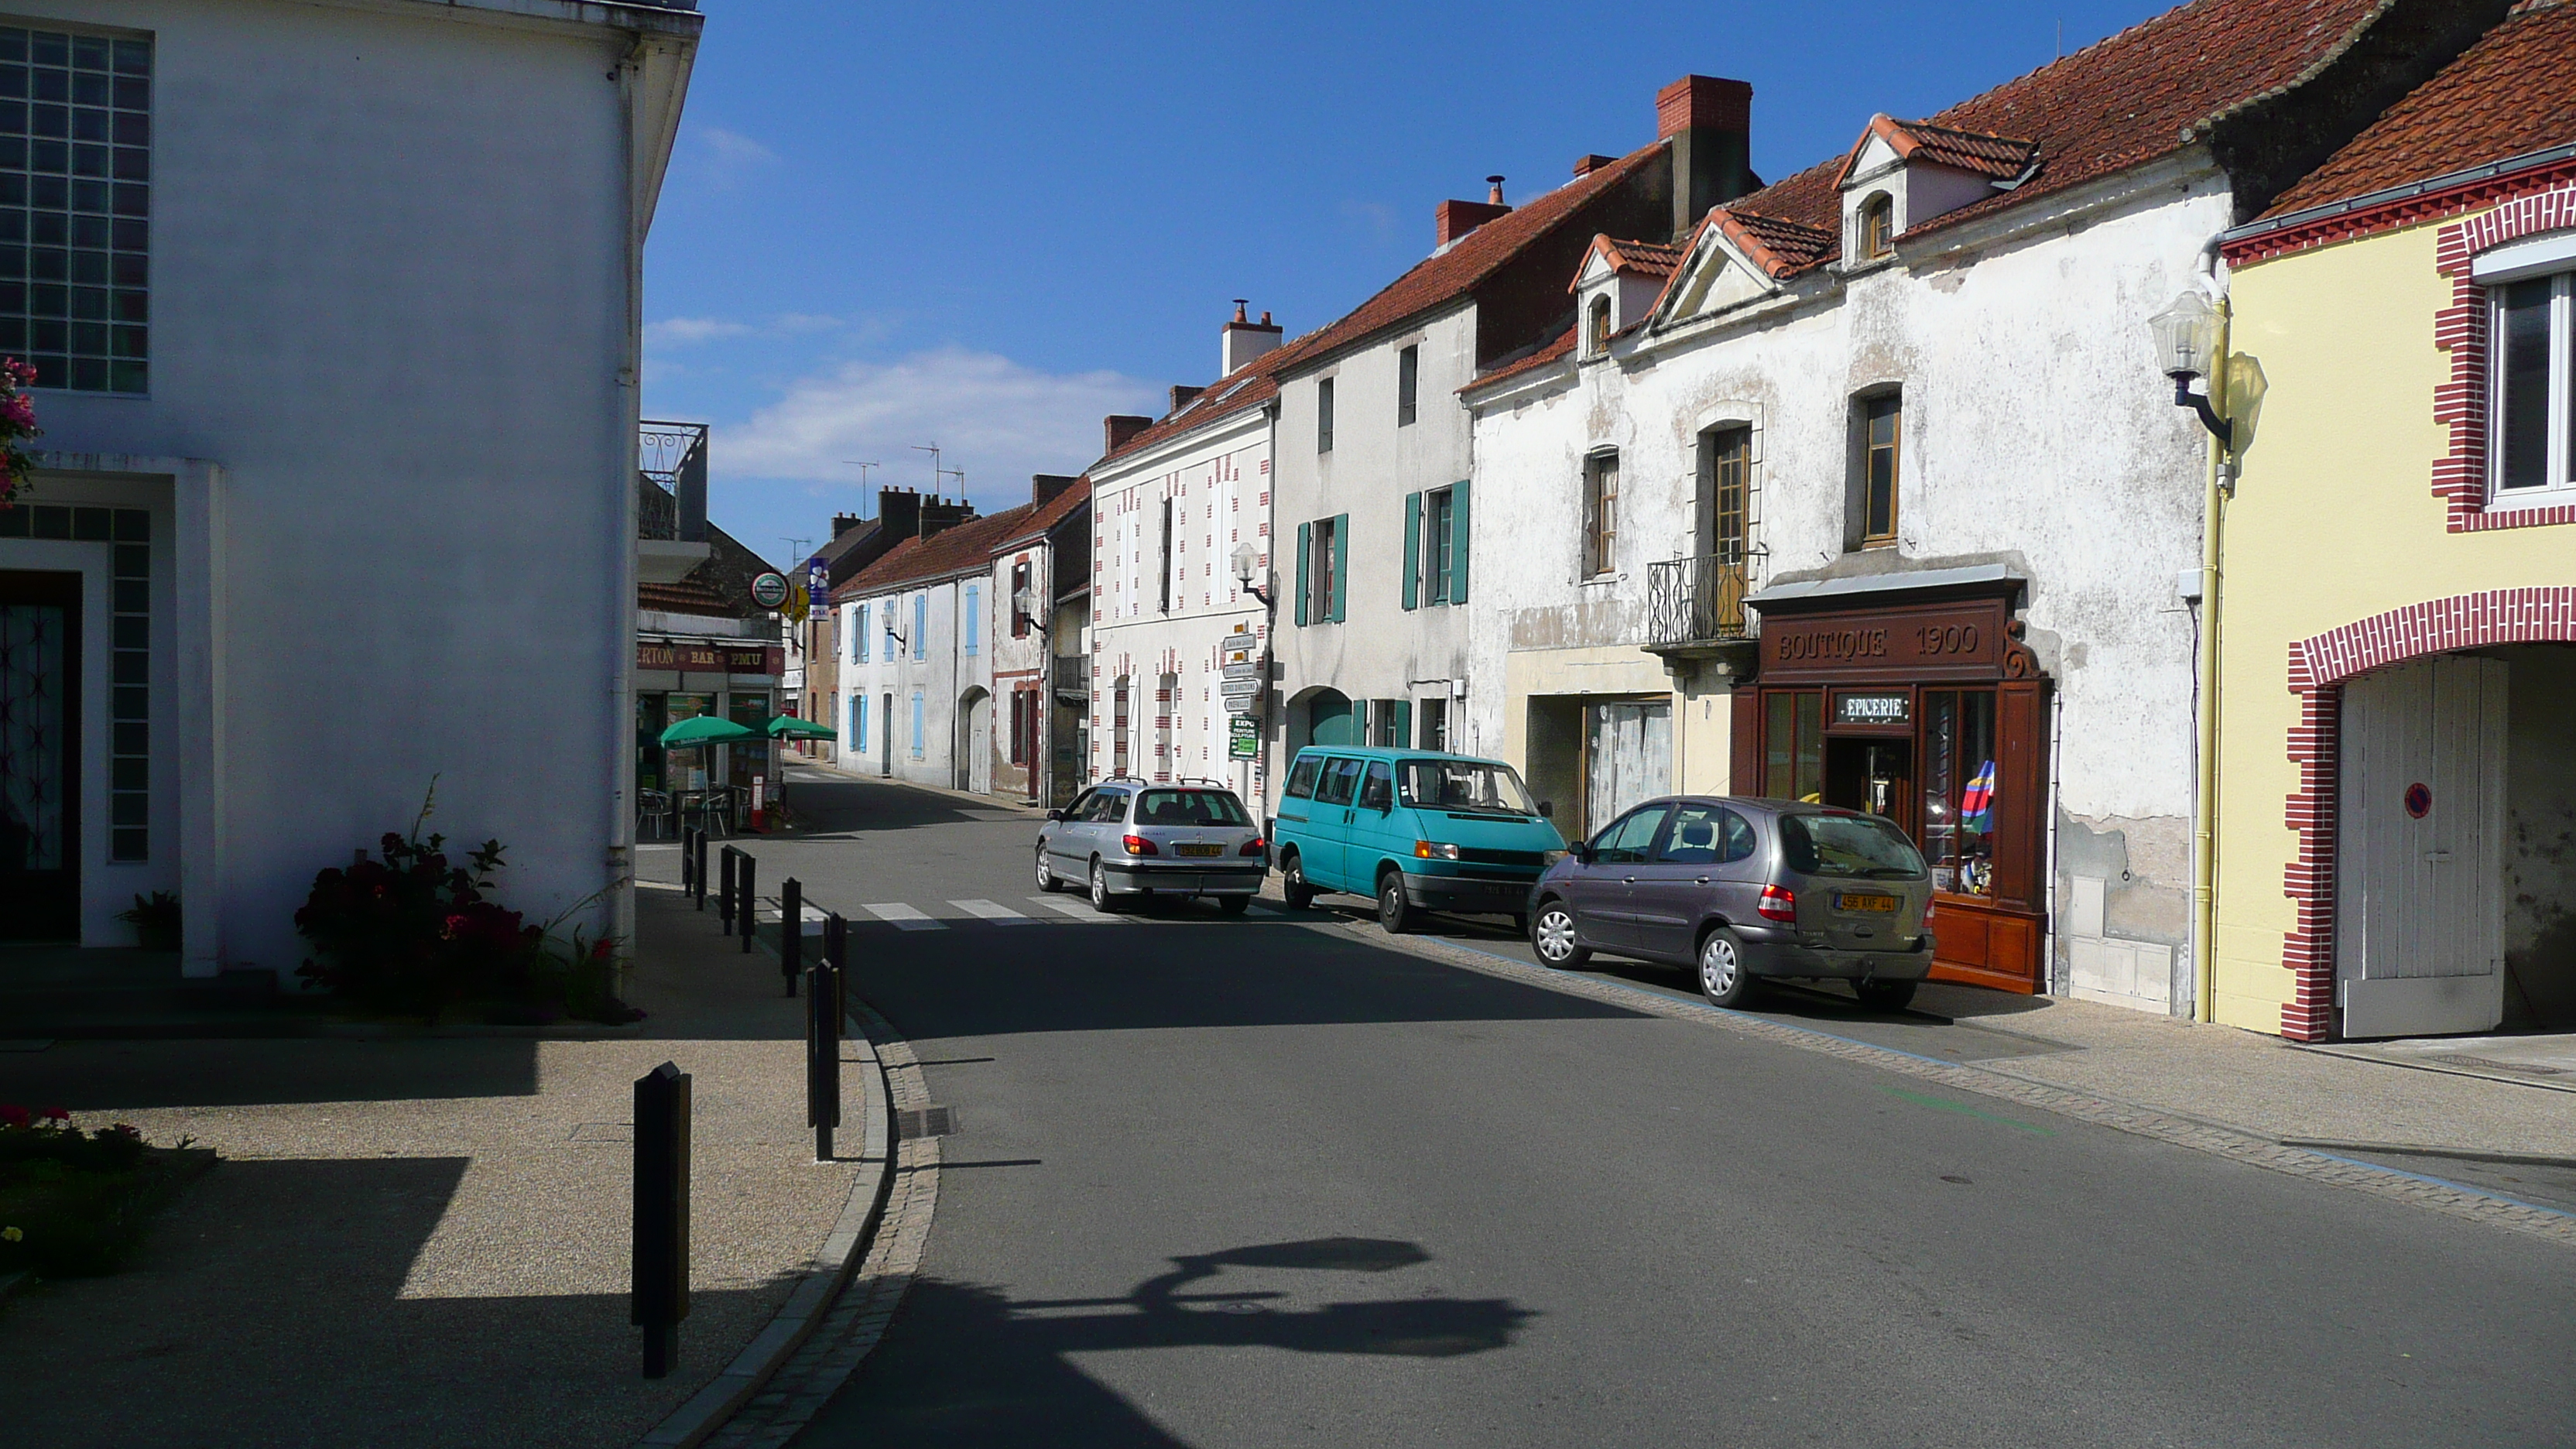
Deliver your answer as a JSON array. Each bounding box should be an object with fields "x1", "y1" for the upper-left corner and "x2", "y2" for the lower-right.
[
  {"x1": 659, "y1": 715, "x2": 759, "y2": 748},
  {"x1": 768, "y1": 714, "x2": 837, "y2": 741}
]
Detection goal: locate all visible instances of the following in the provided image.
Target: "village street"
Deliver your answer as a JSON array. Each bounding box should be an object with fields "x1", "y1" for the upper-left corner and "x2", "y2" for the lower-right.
[{"x1": 635, "y1": 770, "x2": 2576, "y2": 1448}]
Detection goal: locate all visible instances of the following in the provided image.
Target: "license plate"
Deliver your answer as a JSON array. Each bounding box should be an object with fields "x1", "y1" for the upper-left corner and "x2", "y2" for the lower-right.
[
  {"x1": 1838, "y1": 892, "x2": 1898, "y2": 913},
  {"x1": 1175, "y1": 843, "x2": 1223, "y2": 858}
]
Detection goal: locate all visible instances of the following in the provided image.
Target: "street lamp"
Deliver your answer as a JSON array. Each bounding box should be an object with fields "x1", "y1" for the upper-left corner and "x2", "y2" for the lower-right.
[
  {"x1": 1229, "y1": 542, "x2": 1272, "y2": 607},
  {"x1": 1012, "y1": 584, "x2": 1048, "y2": 639},
  {"x1": 2148, "y1": 289, "x2": 2228, "y2": 442}
]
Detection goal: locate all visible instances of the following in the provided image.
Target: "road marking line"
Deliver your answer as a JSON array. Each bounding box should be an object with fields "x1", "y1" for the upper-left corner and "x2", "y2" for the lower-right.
[
  {"x1": 951, "y1": 899, "x2": 1036, "y2": 924},
  {"x1": 861, "y1": 903, "x2": 946, "y2": 931},
  {"x1": 1026, "y1": 896, "x2": 1123, "y2": 922}
]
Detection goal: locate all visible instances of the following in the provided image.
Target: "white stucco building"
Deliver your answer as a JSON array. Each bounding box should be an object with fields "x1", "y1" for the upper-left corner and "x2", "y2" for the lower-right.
[
  {"x1": 1086, "y1": 306, "x2": 1284, "y2": 800},
  {"x1": 982, "y1": 474, "x2": 1088, "y2": 807},
  {"x1": 1457, "y1": 0, "x2": 2495, "y2": 1010},
  {"x1": 0, "y1": 0, "x2": 697, "y2": 975},
  {"x1": 1262, "y1": 77, "x2": 1755, "y2": 811}
]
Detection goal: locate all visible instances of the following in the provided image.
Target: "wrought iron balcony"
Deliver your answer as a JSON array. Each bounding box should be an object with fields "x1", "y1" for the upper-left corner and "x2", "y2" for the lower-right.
[
  {"x1": 639, "y1": 420, "x2": 710, "y2": 543},
  {"x1": 1647, "y1": 553, "x2": 1756, "y2": 650}
]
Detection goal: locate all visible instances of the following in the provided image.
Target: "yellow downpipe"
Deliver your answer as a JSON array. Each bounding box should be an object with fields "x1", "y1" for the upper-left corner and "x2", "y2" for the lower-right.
[{"x1": 2192, "y1": 299, "x2": 2232, "y2": 1024}]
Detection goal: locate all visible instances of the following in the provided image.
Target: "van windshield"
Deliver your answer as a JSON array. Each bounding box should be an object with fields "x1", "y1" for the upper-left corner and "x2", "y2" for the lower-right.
[
  {"x1": 1134, "y1": 790, "x2": 1251, "y2": 827},
  {"x1": 1780, "y1": 813, "x2": 1926, "y2": 879},
  {"x1": 1397, "y1": 759, "x2": 1536, "y2": 817}
]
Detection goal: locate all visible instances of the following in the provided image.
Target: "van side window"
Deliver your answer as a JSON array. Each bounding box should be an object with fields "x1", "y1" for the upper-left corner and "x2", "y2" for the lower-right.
[
  {"x1": 1314, "y1": 759, "x2": 1363, "y2": 807},
  {"x1": 1283, "y1": 757, "x2": 1321, "y2": 800},
  {"x1": 1358, "y1": 761, "x2": 1392, "y2": 810}
]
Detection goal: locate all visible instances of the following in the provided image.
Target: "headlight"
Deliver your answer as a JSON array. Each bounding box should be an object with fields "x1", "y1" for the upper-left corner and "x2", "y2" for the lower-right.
[
  {"x1": 1412, "y1": 840, "x2": 1461, "y2": 861},
  {"x1": 1540, "y1": 850, "x2": 1568, "y2": 867}
]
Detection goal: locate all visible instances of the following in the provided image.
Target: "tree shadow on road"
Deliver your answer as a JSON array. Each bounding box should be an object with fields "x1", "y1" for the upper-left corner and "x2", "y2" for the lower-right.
[{"x1": 808, "y1": 1236, "x2": 1533, "y2": 1446}]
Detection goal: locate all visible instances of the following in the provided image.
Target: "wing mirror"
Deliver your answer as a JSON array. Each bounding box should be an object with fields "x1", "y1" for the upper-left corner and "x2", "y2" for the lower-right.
[
  {"x1": 1568, "y1": 840, "x2": 1594, "y2": 864},
  {"x1": 1046, "y1": 808, "x2": 1067, "y2": 822},
  {"x1": 1536, "y1": 800, "x2": 1553, "y2": 819}
]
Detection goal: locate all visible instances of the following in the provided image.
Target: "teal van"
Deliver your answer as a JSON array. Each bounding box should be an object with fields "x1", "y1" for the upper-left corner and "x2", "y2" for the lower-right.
[{"x1": 1272, "y1": 747, "x2": 1569, "y2": 933}]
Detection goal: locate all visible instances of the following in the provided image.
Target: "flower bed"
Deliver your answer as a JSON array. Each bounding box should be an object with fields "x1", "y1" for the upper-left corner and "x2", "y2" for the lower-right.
[{"x1": 0, "y1": 1106, "x2": 208, "y2": 1279}]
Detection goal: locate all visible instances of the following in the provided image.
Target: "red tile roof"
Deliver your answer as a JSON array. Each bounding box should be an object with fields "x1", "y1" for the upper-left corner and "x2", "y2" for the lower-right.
[
  {"x1": 836, "y1": 504, "x2": 1036, "y2": 600},
  {"x1": 1716, "y1": 0, "x2": 2403, "y2": 274},
  {"x1": 2259, "y1": 0, "x2": 2576, "y2": 217},
  {"x1": 1463, "y1": 325, "x2": 1578, "y2": 392},
  {"x1": 1834, "y1": 115, "x2": 2040, "y2": 187},
  {"x1": 990, "y1": 474, "x2": 1092, "y2": 550},
  {"x1": 1580, "y1": 235, "x2": 1684, "y2": 286},
  {"x1": 639, "y1": 577, "x2": 736, "y2": 616},
  {"x1": 1259, "y1": 142, "x2": 1670, "y2": 376},
  {"x1": 1095, "y1": 361, "x2": 1283, "y2": 467}
]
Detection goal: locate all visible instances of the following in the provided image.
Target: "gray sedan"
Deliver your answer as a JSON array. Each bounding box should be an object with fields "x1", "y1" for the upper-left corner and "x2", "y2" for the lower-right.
[{"x1": 1039, "y1": 781, "x2": 1268, "y2": 913}]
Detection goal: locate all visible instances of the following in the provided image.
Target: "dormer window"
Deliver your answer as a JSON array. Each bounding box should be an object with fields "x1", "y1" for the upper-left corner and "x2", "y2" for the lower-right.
[
  {"x1": 1588, "y1": 296, "x2": 1613, "y2": 356},
  {"x1": 1859, "y1": 194, "x2": 1895, "y2": 261}
]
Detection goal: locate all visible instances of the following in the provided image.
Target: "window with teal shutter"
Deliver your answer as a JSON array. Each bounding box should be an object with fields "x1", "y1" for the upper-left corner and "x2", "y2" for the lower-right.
[
  {"x1": 1294, "y1": 521, "x2": 1312, "y2": 627},
  {"x1": 1448, "y1": 483, "x2": 1470, "y2": 603},
  {"x1": 1401, "y1": 492, "x2": 1421, "y2": 611},
  {"x1": 1329, "y1": 513, "x2": 1349, "y2": 622}
]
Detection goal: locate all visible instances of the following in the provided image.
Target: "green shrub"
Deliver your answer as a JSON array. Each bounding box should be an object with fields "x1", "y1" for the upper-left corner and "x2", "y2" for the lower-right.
[{"x1": 0, "y1": 1109, "x2": 194, "y2": 1279}]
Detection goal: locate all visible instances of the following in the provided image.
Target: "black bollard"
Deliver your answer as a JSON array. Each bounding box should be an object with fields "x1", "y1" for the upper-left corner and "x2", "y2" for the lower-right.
[
  {"x1": 679, "y1": 827, "x2": 694, "y2": 896},
  {"x1": 718, "y1": 847, "x2": 738, "y2": 935},
  {"x1": 806, "y1": 961, "x2": 840, "y2": 1161},
  {"x1": 738, "y1": 853, "x2": 757, "y2": 954},
  {"x1": 632, "y1": 1062, "x2": 692, "y2": 1379},
  {"x1": 692, "y1": 830, "x2": 711, "y2": 911},
  {"x1": 824, "y1": 911, "x2": 848, "y2": 1026},
  {"x1": 779, "y1": 876, "x2": 803, "y2": 996}
]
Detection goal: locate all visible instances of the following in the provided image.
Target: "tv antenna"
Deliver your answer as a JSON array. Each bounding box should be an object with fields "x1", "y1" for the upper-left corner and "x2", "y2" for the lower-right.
[{"x1": 842, "y1": 460, "x2": 879, "y2": 488}]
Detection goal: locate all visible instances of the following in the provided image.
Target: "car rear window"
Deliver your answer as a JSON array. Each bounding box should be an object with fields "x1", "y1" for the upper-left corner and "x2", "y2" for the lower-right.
[
  {"x1": 1780, "y1": 813, "x2": 1925, "y2": 879},
  {"x1": 1135, "y1": 790, "x2": 1250, "y2": 826}
]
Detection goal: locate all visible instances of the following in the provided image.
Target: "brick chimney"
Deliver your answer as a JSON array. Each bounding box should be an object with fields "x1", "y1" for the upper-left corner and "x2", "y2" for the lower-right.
[
  {"x1": 831, "y1": 512, "x2": 865, "y2": 539},
  {"x1": 1031, "y1": 474, "x2": 1079, "y2": 508},
  {"x1": 1104, "y1": 414, "x2": 1154, "y2": 455},
  {"x1": 876, "y1": 486, "x2": 920, "y2": 543},
  {"x1": 1169, "y1": 384, "x2": 1204, "y2": 416},
  {"x1": 1435, "y1": 176, "x2": 1511, "y2": 248},
  {"x1": 1572, "y1": 154, "x2": 1618, "y2": 178},
  {"x1": 919, "y1": 495, "x2": 975, "y2": 541},
  {"x1": 1220, "y1": 300, "x2": 1282, "y2": 376},
  {"x1": 1659, "y1": 76, "x2": 1753, "y2": 237}
]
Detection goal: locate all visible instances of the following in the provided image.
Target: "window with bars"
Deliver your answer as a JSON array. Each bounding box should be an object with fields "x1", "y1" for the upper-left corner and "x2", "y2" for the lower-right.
[{"x1": 0, "y1": 26, "x2": 150, "y2": 395}]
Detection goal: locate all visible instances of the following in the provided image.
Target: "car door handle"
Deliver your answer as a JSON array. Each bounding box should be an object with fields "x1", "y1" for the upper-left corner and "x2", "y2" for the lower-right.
[
  {"x1": 1695, "y1": 877, "x2": 1711, "y2": 885},
  {"x1": 1622, "y1": 876, "x2": 1636, "y2": 885}
]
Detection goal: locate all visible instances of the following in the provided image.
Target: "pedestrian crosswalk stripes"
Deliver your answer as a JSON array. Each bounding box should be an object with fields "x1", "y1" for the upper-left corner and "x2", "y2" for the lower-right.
[
  {"x1": 951, "y1": 899, "x2": 1037, "y2": 924},
  {"x1": 861, "y1": 903, "x2": 947, "y2": 931},
  {"x1": 1026, "y1": 896, "x2": 1123, "y2": 922}
]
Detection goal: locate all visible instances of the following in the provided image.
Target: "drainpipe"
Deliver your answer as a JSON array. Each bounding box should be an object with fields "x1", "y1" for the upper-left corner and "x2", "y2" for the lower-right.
[{"x1": 2190, "y1": 230, "x2": 2231, "y2": 1025}]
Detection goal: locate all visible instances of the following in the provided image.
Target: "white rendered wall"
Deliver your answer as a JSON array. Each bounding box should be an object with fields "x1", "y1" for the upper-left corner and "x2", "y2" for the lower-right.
[
  {"x1": 1089, "y1": 410, "x2": 1269, "y2": 798},
  {"x1": 19, "y1": 1, "x2": 661, "y2": 974},
  {"x1": 839, "y1": 576, "x2": 968, "y2": 790},
  {"x1": 1268, "y1": 304, "x2": 1479, "y2": 807},
  {"x1": 1468, "y1": 164, "x2": 2234, "y2": 1009}
]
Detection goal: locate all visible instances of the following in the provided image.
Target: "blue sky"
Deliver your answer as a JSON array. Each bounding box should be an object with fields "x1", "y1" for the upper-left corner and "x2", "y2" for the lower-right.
[{"x1": 644, "y1": 0, "x2": 2167, "y2": 569}]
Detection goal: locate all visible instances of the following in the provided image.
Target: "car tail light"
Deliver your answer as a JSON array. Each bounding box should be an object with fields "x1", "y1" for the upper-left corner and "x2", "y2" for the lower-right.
[
  {"x1": 1756, "y1": 884, "x2": 1797, "y2": 922},
  {"x1": 1122, "y1": 834, "x2": 1158, "y2": 856},
  {"x1": 1239, "y1": 838, "x2": 1266, "y2": 857}
]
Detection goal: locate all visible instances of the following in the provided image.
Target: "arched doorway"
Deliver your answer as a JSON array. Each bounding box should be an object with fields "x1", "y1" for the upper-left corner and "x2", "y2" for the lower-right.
[
  {"x1": 957, "y1": 687, "x2": 991, "y2": 794},
  {"x1": 1304, "y1": 688, "x2": 1357, "y2": 748}
]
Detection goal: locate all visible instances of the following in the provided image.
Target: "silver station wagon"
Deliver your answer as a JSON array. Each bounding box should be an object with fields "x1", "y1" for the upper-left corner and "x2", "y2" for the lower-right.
[
  {"x1": 1527, "y1": 796, "x2": 1936, "y2": 1010},
  {"x1": 1038, "y1": 779, "x2": 1268, "y2": 914}
]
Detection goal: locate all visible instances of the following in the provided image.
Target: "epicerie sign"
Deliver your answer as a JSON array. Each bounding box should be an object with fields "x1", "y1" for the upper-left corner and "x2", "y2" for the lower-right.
[{"x1": 1836, "y1": 692, "x2": 1910, "y2": 725}]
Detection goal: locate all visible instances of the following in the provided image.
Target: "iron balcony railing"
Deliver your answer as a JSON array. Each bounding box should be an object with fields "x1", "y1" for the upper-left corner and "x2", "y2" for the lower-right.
[
  {"x1": 639, "y1": 420, "x2": 710, "y2": 542},
  {"x1": 1646, "y1": 552, "x2": 1756, "y2": 647}
]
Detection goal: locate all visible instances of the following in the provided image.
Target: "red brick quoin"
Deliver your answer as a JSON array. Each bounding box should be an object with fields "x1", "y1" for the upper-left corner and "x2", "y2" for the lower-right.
[
  {"x1": 2432, "y1": 183, "x2": 2576, "y2": 535},
  {"x1": 2276, "y1": 588, "x2": 2576, "y2": 1040}
]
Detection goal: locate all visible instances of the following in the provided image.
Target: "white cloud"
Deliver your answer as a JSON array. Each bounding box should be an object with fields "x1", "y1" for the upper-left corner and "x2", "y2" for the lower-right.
[
  {"x1": 697, "y1": 125, "x2": 779, "y2": 169},
  {"x1": 772, "y1": 312, "x2": 845, "y2": 334},
  {"x1": 646, "y1": 316, "x2": 759, "y2": 348},
  {"x1": 720, "y1": 347, "x2": 1156, "y2": 502}
]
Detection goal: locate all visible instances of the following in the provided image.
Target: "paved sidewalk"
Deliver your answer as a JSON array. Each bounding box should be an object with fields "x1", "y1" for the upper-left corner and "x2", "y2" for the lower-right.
[{"x1": 0, "y1": 888, "x2": 865, "y2": 1449}]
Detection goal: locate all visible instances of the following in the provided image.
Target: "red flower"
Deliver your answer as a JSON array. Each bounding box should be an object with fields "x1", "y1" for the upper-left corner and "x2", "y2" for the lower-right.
[
  {"x1": 0, "y1": 1104, "x2": 27, "y2": 1129},
  {"x1": 39, "y1": 1106, "x2": 68, "y2": 1122}
]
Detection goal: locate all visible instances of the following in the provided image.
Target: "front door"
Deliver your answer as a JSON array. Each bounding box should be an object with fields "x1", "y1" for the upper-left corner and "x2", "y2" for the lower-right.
[
  {"x1": 0, "y1": 571, "x2": 79, "y2": 942},
  {"x1": 1629, "y1": 802, "x2": 1757, "y2": 962},
  {"x1": 1306, "y1": 756, "x2": 1364, "y2": 889},
  {"x1": 2337, "y1": 656, "x2": 2508, "y2": 1038},
  {"x1": 1570, "y1": 803, "x2": 1668, "y2": 951}
]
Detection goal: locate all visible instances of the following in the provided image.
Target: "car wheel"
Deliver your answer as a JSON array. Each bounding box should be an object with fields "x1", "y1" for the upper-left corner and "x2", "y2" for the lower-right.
[
  {"x1": 1530, "y1": 901, "x2": 1589, "y2": 967},
  {"x1": 1088, "y1": 858, "x2": 1122, "y2": 914},
  {"x1": 1280, "y1": 851, "x2": 1317, "y2": 910},
  {"x1": 1697, "y1": 927, "x2": 1759, "y2": 1008},
  {"x1": 1218, "y1": 894, "x2": 1250, "y2": 916},
  {"x1": 1036, "y1": 845, "x2": 1060, "y2": 892},
  {"x1": 1377, "y1": 871, "x2": 1420, "y2": 934},
  {"x1": 1854, "y1": 978, "x2": 1918, "y2": 1012}
]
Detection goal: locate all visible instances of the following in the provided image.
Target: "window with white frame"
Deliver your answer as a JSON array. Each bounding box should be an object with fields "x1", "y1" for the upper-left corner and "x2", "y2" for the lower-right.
[
  {"x1": 2489, "y1": 253, "x2": 2574, "y2": 504},
  {"x1": 0, "y1": 25, "x2": 151, "y2": 394}
]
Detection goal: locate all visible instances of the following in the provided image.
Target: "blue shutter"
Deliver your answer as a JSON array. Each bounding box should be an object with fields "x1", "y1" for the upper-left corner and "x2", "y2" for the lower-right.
[
  {"x1": 913, "y1": 595, "x2": 927, "y2": 659},
  {"x1": 1294, "y1": 521, "x2": 1312, "y2": 628},
  {"x1": 964, "y1": 584, "x2": 980, "y2": 656},
  {"x1": 1448, "y1": 483, "x2": 1470, "y2": 604},
  {"x1": 1400, "y1": 492, "x2": 1421, "y2": 611},
  {"x1": 1329, "y1": 513, "x2": 1350, "y2": 622},
  {"x1": 911, "y1": 691, "x2": 924, "y2": 757}
]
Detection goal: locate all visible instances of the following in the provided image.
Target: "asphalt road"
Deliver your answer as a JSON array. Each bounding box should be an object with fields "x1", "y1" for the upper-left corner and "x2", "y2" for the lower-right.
[{"x1": 641, "y1": 769, "x2": 2576, "y2": 1448}]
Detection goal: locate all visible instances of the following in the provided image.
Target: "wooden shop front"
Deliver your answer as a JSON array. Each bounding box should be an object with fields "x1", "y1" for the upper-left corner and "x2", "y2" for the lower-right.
[{"x1": 1729, "y1": 580, "x2": 2050, "y2": 992}]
